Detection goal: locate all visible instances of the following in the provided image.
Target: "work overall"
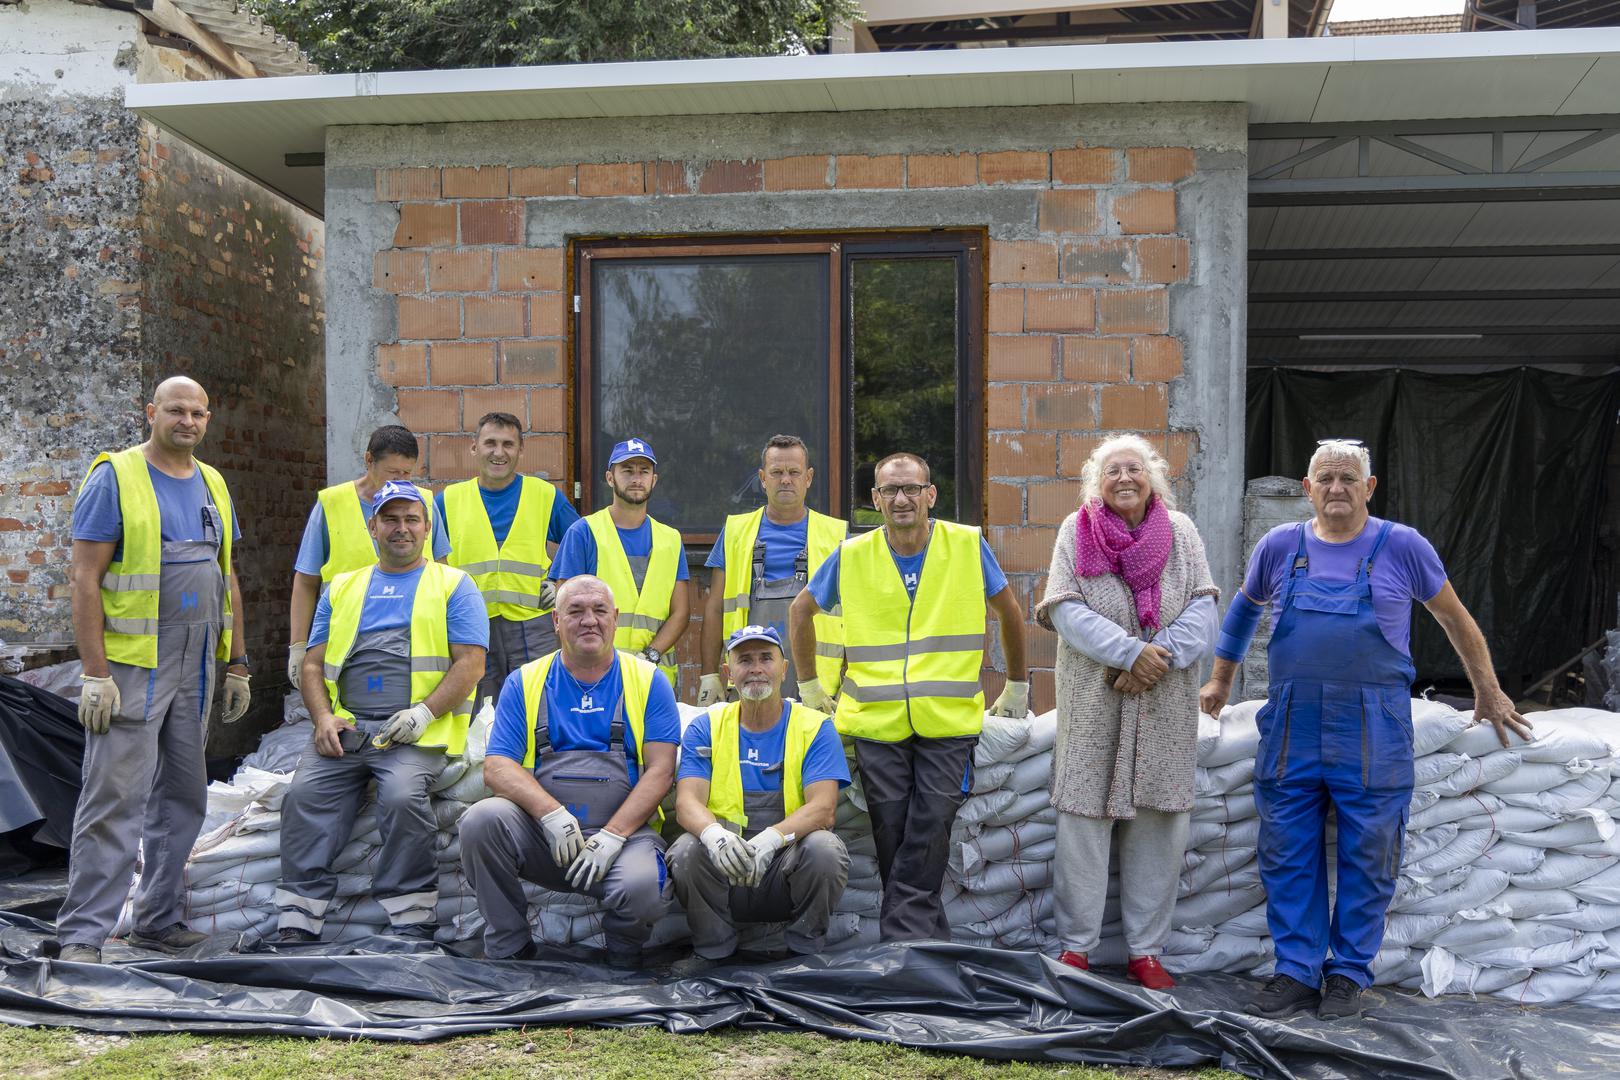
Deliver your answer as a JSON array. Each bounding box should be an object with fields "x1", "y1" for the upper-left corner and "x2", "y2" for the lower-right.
[
  {"x1": 482, "y1": 617, "x2": 557, "y2": 708},
  {"x1": 277, "y1": 624, "x2": 444, "y2": 935},
  {"x1": 460, "y1": 697, "x2": 670, "y2": 960},
  {"x1": 58, "y1": 513, "x2": 225, "y2": 946},
  {"x1": 745, "y1": 541, "x2": 810, "y2": 690},
  {"x1": 1256, "y1": 521, "x2": 1415, "y2": 990},
  {"x1": 669, "y1": 789, "x2": 849, "y2": 960}
]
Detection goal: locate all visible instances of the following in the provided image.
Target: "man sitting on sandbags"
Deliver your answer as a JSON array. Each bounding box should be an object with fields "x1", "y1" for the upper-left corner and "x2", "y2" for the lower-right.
[
  {"x1": 460, "y1": 575, "x2": 677, "y2": 964},
  {"x1": 669, "y1": 625, "x2": 850, "y2": 972},
  {"x1": 272, "y1": 481, "x2": 488, "y2": 944}
]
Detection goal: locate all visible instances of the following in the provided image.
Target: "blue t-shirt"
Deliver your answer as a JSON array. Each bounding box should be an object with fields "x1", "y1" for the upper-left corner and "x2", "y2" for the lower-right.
[
  {"x1": 73, "y1": 460, "x2": 242, "y2": 563},
  {"x1": 547, "y1": 516, "x2": 690, "y2": 582},
  {"x1": 433, "y1": 477, "x2": 580, "y2": 553},
  {"x1": 677, "y1": 704, "x2": 850, "y2": 794},
  {"x1": 1239, "y1": 517, "x2": 1448, "y2": 658},
  {"x1": 486, "y1": 656, "x2": 681, "y2": 782},
  {"x1": 704, "y1": 516, "x2": 810, "y2": 581},
  {"x1": 307, "y1": 564, "x2": 490, "y2": 648},
  {"x1": 806, "y1": 529, "x2": 1008, "y2": 611},
  {"x1": 293, "y1": 489, "x2": 451, "y2": 576}
]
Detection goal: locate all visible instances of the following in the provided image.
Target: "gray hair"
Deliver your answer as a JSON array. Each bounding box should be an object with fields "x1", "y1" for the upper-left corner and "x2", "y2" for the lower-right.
[
  {"x1": 555, "y1": 574, "x2": 615, "y2": 611},
  {"x1": 1079, "y1": 434, "x2": 1175, "y2": 509},
  {"x1": 1307, "y1": 440, "x2": 1372, "y2": 479}
]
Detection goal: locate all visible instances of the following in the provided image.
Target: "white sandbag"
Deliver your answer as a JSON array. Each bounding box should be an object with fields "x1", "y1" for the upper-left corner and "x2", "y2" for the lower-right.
[
  {"x1": 951, "y1": 822, "x2": 1058, "y2": 876},
  {"x1": 1420, "y1": 947, "x2": 1531, "y2": 998},
  {"x1": 1412, "y1": 701, "x2": 1474, "y2": 756},
  {"x1": 238, "y1": 719, "x2": 313, "y2": 775},
  {"x1": 1392, "y1": 866, "x2": 1470, "y2": 913},
  {"x1": 1539, "y1": 708, "x2": 1620, "y2": 756},
  {"x1": 1496, "y1": 770, "x2": 1611, "y2": 817},
  {"x1": 1569, "y1": 862, "x2": 1620, "y2": 904},
  {"x1": 1405, "y1": 829, "x2": 1497, "y2": 880},
  {"x1": 974, "y1": 714, "x2": 1031, "y2": 766},
  {"x1": 960, "y1": 890, "x2": 1053, "y2": 940},
  {"x1": 1451, "y1": 923, "x2": 1581, "y2": 965},
  {"x1": 441, "y1": 763, "x2": 490, "y2": 804},
  {"x1": 1401, "y1": 868, "x2": 1509, "y2": 916},
  {"x1": 1482, "y1": 759, "x2": 1609, "y2": 796},
  {"x1": 1217, "y1": 903, "x2": 1271, "y2": 938},
  {"x1": 982, "y1": 788, "x2": 1053, "y2": 828},
  {"x1": 1446, "y1": 720, "x2": 1528, "y2": 759},
  {"x1": 1192, "y1": 791, "x2": 1256, "y2": 824},
  {"x1": 1408, "y1": 789, "x2": 1440, "y2": 815},
  {"x1": 433, "y1": 799, "x2": 472, "y2": 830},
  {"x1": 1510, "y1": 851, "x2": 1616, "y2": 891},
  {"x1": 1424, "y1": 751, "x2": 1522, "y2": 798},
  {"x1": 971, "y1": 760, "x2": 1015, "y2": 794},
  {"x1": 187, "y1": 829, "x2": 284, "y2": 864},
  {"x1": 836, "y1": 886, "x2": 881, "y2": 916},
  {"x1": 1503, "y1": 808, "x2": 1616, "y2": 848},
  {"x1": 1510, "y1": 722, "x2": 1614, "y2": 765},
  {"x1": 1491, "y1": 970, "x2": 1602, "y2": 1006},
  {"x1": 1401, "y1": 823, "x2": 1460, "y2": 866},
  {"x1": 956, "y1": 859, "x2": 1054, "y2": 895},
  {"x1": 1473, "y1": 886, "x2": 1581, "y2": 920},
  {"x1": 1383, "y1": 913, "x2": 1451, "y2": 949},
  {"x1": 1431, "y1": 915, "x2": 1515, "y2": 950},
  {"x1": 331, "y1": 839, "x2": 378, "y2": 874},
  {"x1": 1172, "y1": 883, "x2": 1266, "y2": 929},
  {"x1": 1187, "y1": 820, "x2": 1226, "y2": 850},
  {"x1": 463, "y1": 698, "x2": 494, "y2": 764},
  {"x1": 1530, "y1": 903, "x2": 1620, "y2": 932},
  {"x1": 1178, "y1": 848, "x2": 1257, "y2": 898},
  {"x1": 1217, "y1": 817, "x2": 1262, "y2": 851},
  {"x1": 1003, "y1": 712, "x2": 1058, "y2": 763},
  {"x1": 1196, "y1": 760, "x2": 1256, "y2": 797},
  {"x1": 1410, "y1": 794, "x2": 1503, "y2": 832},
  {"x1": 1476, "y1": 842, "x2": 1545, "y2": 875},
  {"x1": 1162, "y1": 933, "x2": 1271, "y2": 975},
  {"x1": 1371, "y1": 946, "x2": 1423, "y2": 986},
  {"x1": 1201, "y1": 703, "x2": 1262, "y2": 768},
  {"x1": 429, "y1": 758, "x2": 471, "y2": 794},
  {"x1": 1004, "y1": 753, "x2": 1055, "y2": 795},
  {"x1": 1413, "y1": 752, "x2": 1470, "y2": 789},
  {"x1": 1457, "y1": 804, "x2": 1563, "y2": 834},
  {"x1": 954, "y1": 787, "x2": 1018, "y2": 830},
  {"x1": 186, "y1": 854, "x2": 283, "y2": 889}
]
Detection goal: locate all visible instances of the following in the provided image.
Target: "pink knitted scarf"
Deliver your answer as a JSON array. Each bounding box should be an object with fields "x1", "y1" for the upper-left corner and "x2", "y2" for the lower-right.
[{"x1": 1075, "y1": 495, "x2": 1173, "y2": 630}]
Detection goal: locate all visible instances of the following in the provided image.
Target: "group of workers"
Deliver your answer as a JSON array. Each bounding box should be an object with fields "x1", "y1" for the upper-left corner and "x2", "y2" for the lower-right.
[{"x1": 54, "y1": 375, "x2": 1528, "y2": 1024}]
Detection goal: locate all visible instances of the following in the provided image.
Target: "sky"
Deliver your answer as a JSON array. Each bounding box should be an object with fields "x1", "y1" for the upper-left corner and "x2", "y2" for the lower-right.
[{"x1": 1328, "y1": 0, "x2": 1463, "y2": 19}]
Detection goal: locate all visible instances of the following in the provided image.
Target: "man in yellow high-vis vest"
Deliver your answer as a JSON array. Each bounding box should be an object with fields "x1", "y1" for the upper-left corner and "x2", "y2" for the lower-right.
[
  {"x1": 56, "y1": 377, "x2": 250, "y2": 964},
  {"x1": 789, "y1": 453, "x2": 1029, "y2": 942},
  {"x1": 698, "y1": 435, "x2": 846, "y2": 708},
  {"x1": 270, "y1": 481, "x2": 486, "y2": 945},
  {"x1": 548, "y1": 438, "x2": 689, "y2": 687},
  {"x1": 286, "y1": 425, "x2": 447, "y2": 691},
  {"x1": 670, "y1": 625, "x2": 849, "y2": 972},
  {"x1": 437, "y1": 411, "x2": 580, "y2": 708}
]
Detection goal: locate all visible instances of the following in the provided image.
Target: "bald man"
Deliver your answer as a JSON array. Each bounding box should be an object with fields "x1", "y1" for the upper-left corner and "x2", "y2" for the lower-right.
[{"x1": 57, "y1": 377, "x2": 250, "y2": 963}]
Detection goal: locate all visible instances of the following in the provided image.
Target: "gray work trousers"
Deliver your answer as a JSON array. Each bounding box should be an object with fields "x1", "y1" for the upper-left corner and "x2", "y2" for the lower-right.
[
  {"x1": 479, "y1": 614, "x2": 557, "y2": 708},
  {"x1": 854, "y1": 734, "x2": 976, "y2": 942},
  {"x1": 669, "y1": 830, "x2": 849, "y2": 959},
  {"x1": 276, "y1": 727, "x2": 443, "y2": 933},
  {"x1": 460, "y1": 796, "x2": 671, "y2": 959},
  {"x1": 1054, "y1": 807, "x2": 1191, "y2": 956},
  {"x1": 57, "y1": 623, "x2": 216, "y2": 946}
]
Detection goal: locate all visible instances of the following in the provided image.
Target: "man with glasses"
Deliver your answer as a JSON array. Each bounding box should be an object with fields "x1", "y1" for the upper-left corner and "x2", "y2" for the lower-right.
[
  {"x1": 1201, "y1": 438, "x2": 1531, "y2": 1021},
  {"x1": 788, "y1": 452, "x2": 1028, "y2": 941}
]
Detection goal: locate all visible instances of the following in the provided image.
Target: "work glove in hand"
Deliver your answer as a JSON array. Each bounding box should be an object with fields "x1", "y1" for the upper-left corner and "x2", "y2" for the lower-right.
[
  {"x1": 287, "y1": 641, "x2": 306, "y2": 690},
  {"x1": 222, "y1": 672, "x2": 252, "y2": 723},
  {"x1": 372, "y1": 702, "x2": 435, "y2": 749},
  {"x1": 540, "y1": 806, "x2": 585, "y2": 867},
  {"x1": 796, "y1": 679, "x2": 835, "y2": 714},
  {"x1": 696, "y1": 674, "x2": 726, "y2": 708},
  {"x1": 745, "y1": 827, "x2": 788, "y2": 887},
  {"x1": 700, "y1": 822, "x2": 754, "y2": 886},
  {"x1": 538, "y1": 580, "x2": 558, "y2": 610},
  {"x1": 78, "y1": 675, "x2": 120, "y2": 735},
  {"x1": 566, "y1": 829, "x2": 625, "y2": 890},
  {"x1": 989, "y1": 679, "x2": 1030, "y2": 718}
]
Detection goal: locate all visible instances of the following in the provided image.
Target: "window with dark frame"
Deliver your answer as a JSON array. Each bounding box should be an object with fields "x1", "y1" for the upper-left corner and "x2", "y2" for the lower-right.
[{"x1": 575, "y1": 232, "x2": 984, "y2": 545}]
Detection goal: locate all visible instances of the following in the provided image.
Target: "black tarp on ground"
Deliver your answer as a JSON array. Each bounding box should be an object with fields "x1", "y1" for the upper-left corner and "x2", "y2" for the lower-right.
[
  {"x1": 0, "y1": 676, "x2": 83, "y2": 876},
  {"x1": 0, "y1": 914, "x2": 1617, "y2": 1079},
  {"x1": 1246, "y1": 367, "x2": 1620, "y2": 685}
]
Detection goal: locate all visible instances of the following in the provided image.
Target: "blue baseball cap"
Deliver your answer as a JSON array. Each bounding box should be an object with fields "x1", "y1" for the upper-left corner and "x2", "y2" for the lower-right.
[
  {"x1": 371, "y1": 479, "x2": 425, "y2": 512},
  {"x1": 607, "y1": 438, "x2": 657, "y2": 467},
  {"x1": 726, "y1": 624, "x2": 784, "y2": 655}
]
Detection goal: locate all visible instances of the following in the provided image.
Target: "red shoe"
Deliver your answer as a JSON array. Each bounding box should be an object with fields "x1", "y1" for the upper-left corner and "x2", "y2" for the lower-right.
[
  {"x1": 1127, "y1": 955, "x2": 1175, "y2": 990},
  {"x1": 1057, "y1": 950, "x2": 1089, "y2": 971}
]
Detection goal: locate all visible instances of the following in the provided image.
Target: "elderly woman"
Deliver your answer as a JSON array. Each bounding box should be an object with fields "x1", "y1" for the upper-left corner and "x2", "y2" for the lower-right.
[{"x1": 1035, "y1": 434, "x2": 1219, "y2": 990}]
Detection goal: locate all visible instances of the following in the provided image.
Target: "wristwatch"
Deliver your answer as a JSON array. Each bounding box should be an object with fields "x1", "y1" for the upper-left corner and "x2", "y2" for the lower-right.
[
  {"x1": 228, "y1": 656, "x2": 250, "y2": 671},
  {"x1": 639, "y1": 646, "x2": 664, "y2": 665}
]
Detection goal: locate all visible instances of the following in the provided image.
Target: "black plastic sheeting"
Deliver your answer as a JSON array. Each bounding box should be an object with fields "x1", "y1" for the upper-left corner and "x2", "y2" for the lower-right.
[
  {"x1": 1246, "y1": 367, "x2": 1620, "y2": 684},
  {"x1": 1, "y1": 913, "x2": 1618, "y2": 1078},
  {"x1": 0, "y1": 676, "x2": 83, "y2": 876}
]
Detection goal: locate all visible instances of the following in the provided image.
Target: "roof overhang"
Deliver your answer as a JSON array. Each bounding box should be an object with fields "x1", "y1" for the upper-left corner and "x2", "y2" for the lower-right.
[{"x1": 126, "y1": 29, "x2": 1620, "y2": 216}]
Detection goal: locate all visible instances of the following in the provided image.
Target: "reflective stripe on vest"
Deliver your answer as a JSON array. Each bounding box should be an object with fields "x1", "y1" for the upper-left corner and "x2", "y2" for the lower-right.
[
  {"x1": 834, "y1": 520, "x2": 986, "y2": 741},
  {"x1": 82, "y1": 447, "x2": 235, "y2": 669},
  {"x1": 317, "y1": 481, "x2": 438, "y2": 583},
  {"x1": 444, "y1": 476, "x2": 557, "y2": 621},
  {"x1": 704, "y1": 700, "x2": 826, "y2": 830},
  {"x1": 583, "y1": 508, "x2": 681, "y2": 680},
  {"x1": 321, "y1": 561, "x2": 474, "y2": 755},
  {"x1": 719, "y1": 508, "x2": 847, "y2": 696}
]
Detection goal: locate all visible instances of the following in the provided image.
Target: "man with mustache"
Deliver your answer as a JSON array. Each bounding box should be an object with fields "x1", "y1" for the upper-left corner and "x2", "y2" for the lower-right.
[
  {"x1": 669, "y1": 625, "x2": 850, "y2": 971},
  {"x1": 437, "y1": 412, "x2": 580, "y2": 707},
  {"x1": 270, "y1": 481, "x2": 487, "y2": 944},
  {"x1": 549, "y1": 439, "x2": 689, "y2": 687},
  {"x1": 698, "y1": 435, "x2": 847, "y2": 708}
]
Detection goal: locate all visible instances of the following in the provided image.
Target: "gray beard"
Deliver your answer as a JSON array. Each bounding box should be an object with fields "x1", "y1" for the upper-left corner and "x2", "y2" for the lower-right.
[{"x1": 738, "y1": 682, "x2": 773, "y2": 702}]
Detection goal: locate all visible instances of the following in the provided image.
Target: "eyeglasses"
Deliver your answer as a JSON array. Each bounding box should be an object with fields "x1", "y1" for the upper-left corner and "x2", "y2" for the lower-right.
[
  {"x1": 874, "y1": 483, "x2": 929, "y2": 500},
  {"x1": 1103, "y1": 463, "x2": 1145, "y2": 479}
]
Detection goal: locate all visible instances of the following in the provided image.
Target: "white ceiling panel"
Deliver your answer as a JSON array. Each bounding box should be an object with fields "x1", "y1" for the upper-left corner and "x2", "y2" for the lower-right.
[{"x1": 1307, "y1": 56, "x2": 1600, "y2": 123}]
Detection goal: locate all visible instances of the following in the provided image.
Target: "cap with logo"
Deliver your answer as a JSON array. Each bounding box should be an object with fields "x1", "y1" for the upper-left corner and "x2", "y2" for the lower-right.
[
  {"x1": 726, "y1": 624, "x2": 784, "y2": 654},
  {"x1": 607, "y1": 438, "x2": 657, "y2": 467},
  {"x1": 371, "y1": 479, "x2": 425, "y2": 512}
]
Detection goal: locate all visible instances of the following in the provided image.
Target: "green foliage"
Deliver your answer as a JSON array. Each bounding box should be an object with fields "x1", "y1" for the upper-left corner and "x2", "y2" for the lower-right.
[{"x1": 249, "y1": 0, "x2": 863, "y2": 73}]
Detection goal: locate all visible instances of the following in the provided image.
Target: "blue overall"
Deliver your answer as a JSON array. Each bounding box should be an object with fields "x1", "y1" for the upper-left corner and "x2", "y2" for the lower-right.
[{"x1": 1256, "y1": 521, "x2": 1415, "y2": 990}]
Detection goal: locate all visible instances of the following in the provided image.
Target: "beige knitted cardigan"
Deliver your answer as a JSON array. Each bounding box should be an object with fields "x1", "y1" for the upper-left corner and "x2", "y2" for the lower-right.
[{"x1": 1034, "y1": 509, "x2": 1218, "y2": 819}]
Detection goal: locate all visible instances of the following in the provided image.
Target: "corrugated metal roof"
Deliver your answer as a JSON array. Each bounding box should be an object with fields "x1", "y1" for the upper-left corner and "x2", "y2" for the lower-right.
[{"x1": 168, "y1": 0, "x2": 316, "y2": 77}]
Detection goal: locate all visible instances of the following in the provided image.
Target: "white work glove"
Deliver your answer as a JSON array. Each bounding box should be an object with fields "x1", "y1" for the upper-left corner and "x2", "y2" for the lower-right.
[
  {"x1": 989, "y1": 679, "x2": 1030, "y2": 719},
  {"x1": 566, "y1": 829, "x2": 626, "y2": 891},
  {"x1": 540, "y1": 806, "x2": 585, "y2": 868},
  {"x1": 222, "y1": 672, "x2": 252, "y2": 724},
  {"x1": 697, "y1": 673, "x2": 726, "y2": 708},
  {"x1": 78, "y1": 674, "x2": 120, "y2": 735},
  {"x1": 796, "y1": 679, "x2": 834, "y2": 714},
  {"x1": 746, "y1": 827, "x2": 789, "y2": 887},
  {"x1": 287, "y1": 641, "x2": 306, "y2": 690},
  {"x1": 372, "y1": 702, "x2": 435, "y2": 749},
  {"x1": 538, "y1": 579, "x2": 558, "y2": 610},
  {"x1": 700, "y1": 822, "x2": 754, "y2": 886},
  {"x1": 639, "y1": 646, "x2": 665, "y2": 666}
]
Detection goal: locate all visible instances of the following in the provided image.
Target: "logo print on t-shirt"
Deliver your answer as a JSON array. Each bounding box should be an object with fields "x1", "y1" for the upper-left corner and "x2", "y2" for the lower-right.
[
  {"x1": 903, "y1": 572, "x2": 919, "y2": 590},
  {"x1": 746, "y1": 747, "x2": 760, "y2": 762},
  {"x1": 380, "y1": 584, "x2": 397, "y2": 596}
]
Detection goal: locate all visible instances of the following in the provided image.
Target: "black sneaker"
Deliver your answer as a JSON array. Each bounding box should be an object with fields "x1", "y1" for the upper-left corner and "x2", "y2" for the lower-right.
[
  {"x1": 1245, "y1": 974, "x2": 1320, "y2": 1018},
  {"x1": 265, "y1": 927, "x2": 319, "y2": 945},
  {"x1": 1317, "y1": 975, "x2": 1364, "y2": 1020},
  {"x1": 57, "y1": 944, "x2": 102, "y2": 964}
]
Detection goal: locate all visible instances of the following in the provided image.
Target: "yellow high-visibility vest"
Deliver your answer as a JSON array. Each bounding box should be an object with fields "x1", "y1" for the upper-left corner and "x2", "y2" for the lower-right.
[
  {"x1": 316, "y1": 481, "x2": 438, "y2": 583},
  {"x1": 582, "y1": 508, "x2": 681, "y2": 683},
  {"x1": 444, "y1": 476, "x2": 557, "y2": 621},
  {"x1": 719, "y1": 508, "x2": 846, "y2": 695},
  {"x1": 835, "y1": 521, "x2": 987, "y2": 741},
  {"x1": 320, "y1": 560, "x2": 475, "y2": 755},
  {"x1": 81, "y1": 447, "x2": 235, "y2": 669},
  {"x1": 703, "y1": 700, "x2": 828, "y2": 830}
]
